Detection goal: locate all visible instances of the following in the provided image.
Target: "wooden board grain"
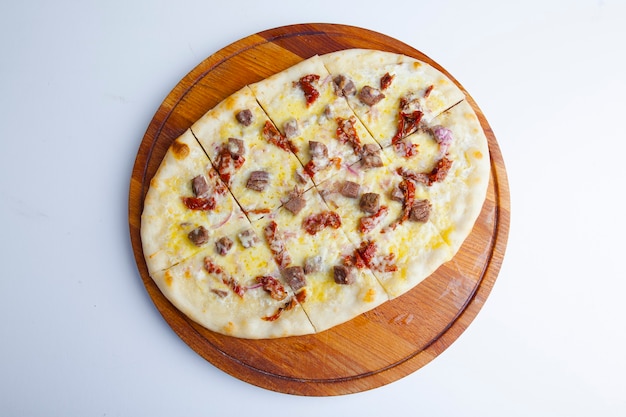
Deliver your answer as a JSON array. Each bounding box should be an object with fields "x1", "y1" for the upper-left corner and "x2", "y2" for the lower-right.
[{"x1": 128, "y1": 23, "x2": 510, "y2": 396}]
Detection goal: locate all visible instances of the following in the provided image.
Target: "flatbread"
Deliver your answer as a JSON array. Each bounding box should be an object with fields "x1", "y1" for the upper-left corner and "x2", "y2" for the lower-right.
[{"x1": 140, "y1": 49, "x2": 490, "y2": 339}]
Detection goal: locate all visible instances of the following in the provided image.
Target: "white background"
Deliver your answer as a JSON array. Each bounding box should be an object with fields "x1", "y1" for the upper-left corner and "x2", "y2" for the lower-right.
[{"x1": 1, "y1": 0, "x2": 625, "y2": 415}]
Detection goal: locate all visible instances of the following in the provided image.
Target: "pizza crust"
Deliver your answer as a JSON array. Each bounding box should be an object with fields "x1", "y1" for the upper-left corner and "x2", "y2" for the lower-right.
[{"x1": 141, "y1": 130, "x2": 240, "y2": 275}]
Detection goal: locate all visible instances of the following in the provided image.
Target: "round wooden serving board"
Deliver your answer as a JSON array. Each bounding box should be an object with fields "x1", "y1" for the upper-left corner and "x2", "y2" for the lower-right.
[{"x1": 128, "y1": 23, "x2": 510, "y2": 396}]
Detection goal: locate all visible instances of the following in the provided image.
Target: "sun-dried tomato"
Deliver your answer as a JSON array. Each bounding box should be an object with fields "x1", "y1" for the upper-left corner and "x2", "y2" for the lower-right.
[
  {"x1": 423, "y1": 84, "x2": 434, "y2": 98},
  {"x1": 336, "y1": 116, "x2": 363, "y2": 155},
  {"x1": 387, "y1": 179, "x2": 416, "y2": 230},
  {"x1": 264, "y1": 221, "x2": 292, "y2": 268},
  {"x1": 262, "y1": 121, "x2": 297, "y2": 153},
  {"x1": 303, "y1": 159, "x2": 318, "y2": 178},
  {"x1": 358, "y1": 206, "x2": 389, "y2": 234},
  {"x1": 396, "y1": 166, "x2": 425, "y2": 184},
  {"x1": 295, "y1": 289, "x2": 306, "y2": 303},
  {"x1": 214, "y1": 145, "x2": 245, "y2": 185},
  {"x1": 203, "y1": 258, "x2": 245, "y2": 298},
  {"x1": 380, "y1": 72, "x2": 395, "y2": 90},
  {"x1": 392, "y1": 97, "x2": 423, "y2": 144},
  {"x1": 428, "y1": 157, "x2": 453, "y2": 184},
  {"x1": 344, "y1": 240, "x2": 398, "y2": 273},
  {"x1": 396, "y1": 158, "x2": 453, "y2": 186},
  {"x1": 375, "y1": 253, "x2": 398, "y2": 273},
  {"x1": 262, "y1": 295, "x2": 299, "y2": 322},
  {"x1": 356, "y1": 240, "x2": 377, "y2": 266},
  {"x1": 246, "y1": 208, "x2": 271, "y2": 215},
  {"x1": 262, "y1": 309, "x2": 283, "y2": 322},
  {"x1": 204, "y1": 258, "x2": 222, "y2": 274},
  {"x1": 256, "y1": 276, "x2": 287, "y2": 301},
  {"x1": 302, "y1": 211, "x2": 342, "y2": 235},
  {"x1": 226, "y1": 277, "x2": 245, "y2": 298},
  {"x1": 297, "y1": 74, "x2": 320, "y2": 106},
  {"x1": 182, "y1": 196, "x2": 216, "y2": 211}
]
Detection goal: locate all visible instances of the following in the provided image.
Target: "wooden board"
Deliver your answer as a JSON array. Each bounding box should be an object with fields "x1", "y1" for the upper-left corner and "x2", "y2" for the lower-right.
[{"x1": 128, "y1": 23, "x2": 510, "y2": 396}]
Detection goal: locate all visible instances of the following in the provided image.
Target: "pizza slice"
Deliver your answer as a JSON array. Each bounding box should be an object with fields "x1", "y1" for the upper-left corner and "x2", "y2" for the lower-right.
[
  {"x1": 141, "y1": 129, "x2": 243, "y2": 275},
  {"x1": 317, "y1": 149, "x2": 454, "y2": 299},
  {"x1": 149, "y1": 222, "x2": 316, "y2": 339},
  {"x1": 190, "y1": 85, "x2": 313, "y2": 221},
  {"x1": 321, "y1": 49, "x2": 465, "y2": 149},
  {"x1": 255, "y1": 186, "x2": 388, "y2": 332},
  {"x1": 383, "y1": 100, "x2": 490, "y2": 256},
  {"x1": 249, "y1": 54, "x2": 380, "y2": 186}
]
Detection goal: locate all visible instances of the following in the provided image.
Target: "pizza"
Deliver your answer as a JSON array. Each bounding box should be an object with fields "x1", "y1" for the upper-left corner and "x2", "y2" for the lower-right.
[{"x1": 140, "y1": 49, "x2": 490, "y2": 339}]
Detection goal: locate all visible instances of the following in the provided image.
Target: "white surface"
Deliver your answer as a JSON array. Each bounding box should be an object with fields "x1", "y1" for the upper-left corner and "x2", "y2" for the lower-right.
[{"x1": 1, "y1": 0, "x2": 625, "y2": 415}]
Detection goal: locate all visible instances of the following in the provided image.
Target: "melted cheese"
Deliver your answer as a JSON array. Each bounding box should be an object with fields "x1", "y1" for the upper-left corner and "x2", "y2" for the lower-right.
[
  {"x1": 322, "y1": 50, "x2": 466, "y2": 148},
  {"x1": 250, "y1": 56, "x2": 380, "y2": 185}
]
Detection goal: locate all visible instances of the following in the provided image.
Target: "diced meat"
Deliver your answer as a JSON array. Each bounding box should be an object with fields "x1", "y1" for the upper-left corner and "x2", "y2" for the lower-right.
[
  {"x1": 358, "y1": 86, "x2": 385, "y2": 106},
  {"x1": 235, "y1": 109, "x2": 253, "y2": 126},
  {"x1": 390, "y1": 185, "x2": 405, "y2": 202},
  {"x1": 283, "y1": 266, "x2": 307, "y2": 291},
  {"x1": 187, "y1": 226, "x2": 209, "y2": 246},
  {"x1": 294, "y1": 169, "x2": 309, "y2": 185},
  {"x1": 359, "y1": 193, "x2": 380, "y2": 214},
  {"x1": 246, "y1": 170, "x2": 270, "y2": 191},
  {"x1": 191, "y1": 175, "x2": 209, "y2": 197},
  {"x1": 283, "y1": 119, "x2": 300, "y2": 139},
  {"x1": 309, "y1": 141, "x2": 328, "y2": 159},
  {"x1": 409, "y1": 199, "x2": 432, "y2": 223},
  {"x1": 237, "y1": 228, "x2": 259, "y2": 248},
  {"x1": 283, "y1": 195, "x2": 306, "y2": 215},
  {"x1": 284, "y1": 186, "x2": 303, "y2": 201},
  {"x1": 362, "y1": 143, "x2": 380, "y2": 155},
  {"x1": 340, "y1": 180, "x2": 360, "y2": 198},
  {"x1": 227, "y1": 138, "x2": 245, "y2": 158},
  {"x1": 361, "y1": 144, "x2": 384, "y2": 169},
  {"x1": 332, "y1": 74, "x2": 356, "y2": 97},
  {"x1": 333, "y1": 265, "x2": 355, "y2": 285},
  {"x1": 303, "y1": 255, "x2": 322, "y2": 275},
  {"x1": 215, "y1": 236, "x2": 233, "y2": 255}
]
